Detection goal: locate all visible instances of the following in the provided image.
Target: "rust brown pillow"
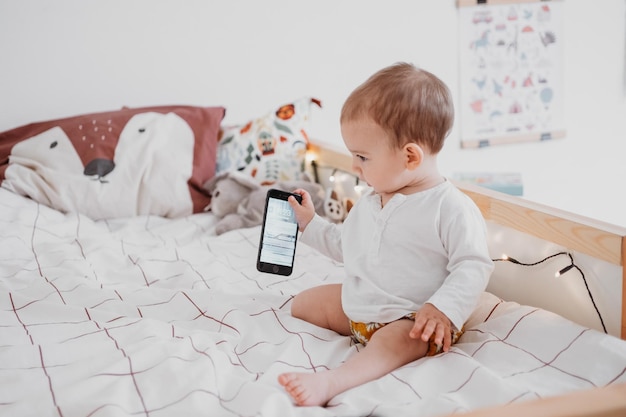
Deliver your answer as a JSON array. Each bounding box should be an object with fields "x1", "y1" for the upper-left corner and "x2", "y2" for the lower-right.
[{"x1": 0, "y1": 105, "x2": 225, "y2": 219}]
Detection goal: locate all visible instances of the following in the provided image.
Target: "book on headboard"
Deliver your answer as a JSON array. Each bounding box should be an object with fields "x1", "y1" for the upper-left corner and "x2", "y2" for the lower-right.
[{"x1": 451, "y1": 172, "x2": 523, "y2": 196}]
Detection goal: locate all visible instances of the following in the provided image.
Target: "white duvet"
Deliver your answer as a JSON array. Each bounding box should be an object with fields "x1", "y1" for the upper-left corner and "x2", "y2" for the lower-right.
[{"x1": 1, "y1": 187, "x2": 625, "y2": 417}]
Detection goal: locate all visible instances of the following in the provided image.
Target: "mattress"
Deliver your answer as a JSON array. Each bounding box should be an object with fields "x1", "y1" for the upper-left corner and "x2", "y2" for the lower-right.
[{"x1": 1, "y1": 187, "x2": 625, "y2": 417}]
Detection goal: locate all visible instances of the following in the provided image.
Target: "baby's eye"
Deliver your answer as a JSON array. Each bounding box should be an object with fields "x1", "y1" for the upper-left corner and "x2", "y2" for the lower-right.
[{"x1": 356, "y1": 155, "x2": 367, "y2": 162}]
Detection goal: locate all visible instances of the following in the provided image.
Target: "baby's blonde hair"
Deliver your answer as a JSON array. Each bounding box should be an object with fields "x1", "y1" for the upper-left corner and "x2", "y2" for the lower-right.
[{"x1": 340, "y1": 62, "x2": 454, "y2": 154}]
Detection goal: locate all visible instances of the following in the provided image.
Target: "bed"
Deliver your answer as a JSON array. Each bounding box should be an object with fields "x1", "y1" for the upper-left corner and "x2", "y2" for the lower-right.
[{"x1": 1, "y1": 101, "x2": 625, "y2": 417}]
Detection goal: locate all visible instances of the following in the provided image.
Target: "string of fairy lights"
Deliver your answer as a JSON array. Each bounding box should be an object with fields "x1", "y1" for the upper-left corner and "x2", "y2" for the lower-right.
[
  {"x1": 493, "y1": 251, "x2": 607, "y2": 334},
  {"x1": 310, "y1": 160, "x2": 365, "y2": 194}
]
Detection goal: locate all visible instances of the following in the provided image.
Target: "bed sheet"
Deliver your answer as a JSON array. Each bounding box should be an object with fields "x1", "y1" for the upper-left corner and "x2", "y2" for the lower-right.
[{"x1": 1, "y1": 187, "x2": 625, "y2": 417}]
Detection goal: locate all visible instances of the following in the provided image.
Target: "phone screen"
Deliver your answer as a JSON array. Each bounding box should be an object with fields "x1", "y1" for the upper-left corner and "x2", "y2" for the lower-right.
[{"x1": 257, "y1": 190, "x2": 301, "y2": 275}]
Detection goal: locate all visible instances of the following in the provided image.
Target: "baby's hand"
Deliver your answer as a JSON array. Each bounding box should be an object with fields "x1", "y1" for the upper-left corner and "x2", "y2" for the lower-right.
[
  {"x1": 409, "y1": 303, "x2": 452, "y2": 352},
  {"x1": 288, "y1": 189, "x2": 316, "y2": 231}
]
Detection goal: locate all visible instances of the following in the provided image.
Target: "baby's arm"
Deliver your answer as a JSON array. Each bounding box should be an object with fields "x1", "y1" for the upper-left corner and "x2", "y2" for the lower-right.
[
  {"x1": 409, "y1": 303, "x2": 453, "y2": 352},
  {"x1": 289, "y1": 189, "x2": 343, "y2": 263},
  {"x1": 288, "y1": 189, "x2": 316, "y2": 232}
]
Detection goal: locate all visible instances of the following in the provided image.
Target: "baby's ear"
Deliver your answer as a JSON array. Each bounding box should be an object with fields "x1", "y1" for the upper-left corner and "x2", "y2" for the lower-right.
[{"x1": 404, "y1": 143, "x2": 423, "y2": 169}]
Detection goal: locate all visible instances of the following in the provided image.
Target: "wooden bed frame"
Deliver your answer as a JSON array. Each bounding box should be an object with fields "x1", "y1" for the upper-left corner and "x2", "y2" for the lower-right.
[{"x1": 308, "y1": 141, "x2": 626, "y2": 417}]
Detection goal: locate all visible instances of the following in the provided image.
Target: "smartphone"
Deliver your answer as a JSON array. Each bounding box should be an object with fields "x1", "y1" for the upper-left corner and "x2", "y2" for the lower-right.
[{"x1": 256, "y1": 189, "x2": 302, "y2": 276}]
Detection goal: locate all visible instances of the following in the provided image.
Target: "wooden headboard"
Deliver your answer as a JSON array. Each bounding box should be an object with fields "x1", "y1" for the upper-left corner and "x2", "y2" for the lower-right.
[{"x1": 307, "y1": 142, "x2": 626, "y2": 339}]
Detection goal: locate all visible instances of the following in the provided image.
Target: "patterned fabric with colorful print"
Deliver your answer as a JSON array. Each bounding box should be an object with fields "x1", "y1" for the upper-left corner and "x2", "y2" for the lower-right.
[{"x1": 216, "y1": 97, "x2": 322, "y2": 185}]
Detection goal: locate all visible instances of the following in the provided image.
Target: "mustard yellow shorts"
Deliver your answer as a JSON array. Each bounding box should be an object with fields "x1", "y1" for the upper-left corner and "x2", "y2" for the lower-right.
[{"x1": 349, "y1": 312, "x2": 464, "y2": 356}]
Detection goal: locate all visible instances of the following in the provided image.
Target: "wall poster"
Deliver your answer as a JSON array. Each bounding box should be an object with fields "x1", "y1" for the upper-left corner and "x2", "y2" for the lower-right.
[{"x1": 458, "y1": 0, "x2": 565, "y2": 148}]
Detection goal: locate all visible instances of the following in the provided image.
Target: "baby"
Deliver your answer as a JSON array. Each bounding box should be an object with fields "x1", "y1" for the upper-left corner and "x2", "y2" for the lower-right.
[{"x1": 278, "y1": 62, "x2": 494, "y2": 406}]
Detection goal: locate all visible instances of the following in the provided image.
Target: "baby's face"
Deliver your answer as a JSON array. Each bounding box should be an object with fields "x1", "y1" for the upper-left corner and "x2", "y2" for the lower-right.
[{"x1": 340, "y1": 118, "x2": 407, "y2": 195}]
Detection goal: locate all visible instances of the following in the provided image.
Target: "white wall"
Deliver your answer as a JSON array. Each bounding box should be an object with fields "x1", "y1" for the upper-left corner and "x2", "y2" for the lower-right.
[{"x1": 1, "y1": 0, "x2": 624, "y2": 226}]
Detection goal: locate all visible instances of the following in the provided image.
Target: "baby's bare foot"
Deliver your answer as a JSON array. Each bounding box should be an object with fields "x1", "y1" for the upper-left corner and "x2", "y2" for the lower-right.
[{"x1": 278, "y1": 372, "x2": 335, "y2": 406}]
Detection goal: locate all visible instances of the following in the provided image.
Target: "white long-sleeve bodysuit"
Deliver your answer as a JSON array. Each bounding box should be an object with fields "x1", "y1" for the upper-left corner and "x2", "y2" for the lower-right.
[{"x1": 300, "y1": 180, "x2": 494, "y2": 330}]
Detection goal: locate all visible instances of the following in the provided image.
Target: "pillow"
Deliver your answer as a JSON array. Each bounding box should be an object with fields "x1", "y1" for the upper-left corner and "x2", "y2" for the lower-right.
[
  {"x1": 0, "y1": 105, "x2": 225, "y2": 219},
  {"x1": 216, "y1": 97, "x2": 321, "y2": 184}
]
